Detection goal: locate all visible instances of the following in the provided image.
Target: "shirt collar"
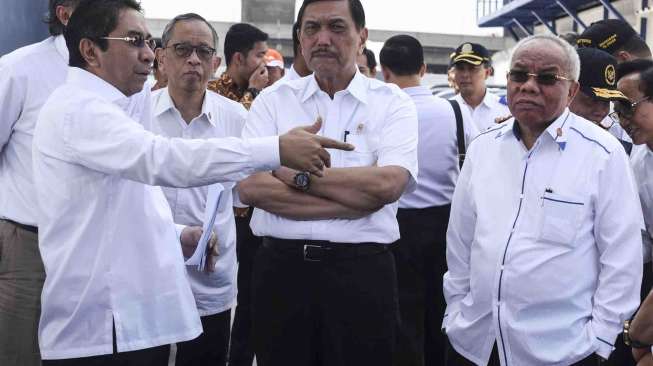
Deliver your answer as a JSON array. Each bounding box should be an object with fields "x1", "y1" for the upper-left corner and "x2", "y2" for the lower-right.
[
  {"x1": 498, "y1": 108, "x2": 572, "y2": 151},
  {"x1": 67, "y1": 67, "x2": 127, "y2": 103},
  {"x1": 154, "y1": 88, "x2": 215, "y2": 126},
  {"x1": 402, "y1": 85, "x2": 431, "y2": 97},
  {"x1": 300, "y1": 68, "x2": 368, "y2": 104},
  {"x1": 54, "y1": 35, "x2": 69, "y2": 63}
]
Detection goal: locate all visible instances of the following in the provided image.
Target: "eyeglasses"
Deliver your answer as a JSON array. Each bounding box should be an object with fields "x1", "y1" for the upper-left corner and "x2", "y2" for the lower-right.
[
  {"x1": 507, "y1": 70, "x2": 573, "y2": 86},
  {"x1": 608, "y1": 95, "x2": 651, "y2": 124},
  {"x1": 165, "y1": 43, "x2": 216, "y2": 62},
  {"x1": 101, "y1": 36, "x2": 157, "y2": 50}
]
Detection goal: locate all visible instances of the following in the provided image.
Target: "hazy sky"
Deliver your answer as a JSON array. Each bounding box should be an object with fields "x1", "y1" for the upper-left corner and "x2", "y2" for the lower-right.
[{"x1": 139, "y1": 0, "x2": 503, "y2": 36}]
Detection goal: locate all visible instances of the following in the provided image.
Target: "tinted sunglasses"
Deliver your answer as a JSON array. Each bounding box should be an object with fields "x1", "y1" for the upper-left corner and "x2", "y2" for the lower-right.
[
  {"x1": 166, "y1": 43, "x2": 216, "y2": 62},
  {"x1": 507, "y1": 70, "x2": 572, "y2": 86}
]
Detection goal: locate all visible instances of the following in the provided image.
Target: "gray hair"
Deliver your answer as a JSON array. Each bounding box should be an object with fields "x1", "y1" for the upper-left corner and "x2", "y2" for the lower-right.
[
  {"x1": 510, "y1": 34, "x2": 581, "y2": 81},
  {"x1": 161, "y1": 13, "x2": 219, "y2": 49}
]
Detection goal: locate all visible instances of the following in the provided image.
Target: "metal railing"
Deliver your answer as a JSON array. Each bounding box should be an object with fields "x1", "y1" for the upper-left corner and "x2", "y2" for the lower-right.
[{"x1": 476, "y1": 0, "x2": 508, "y2": 20}]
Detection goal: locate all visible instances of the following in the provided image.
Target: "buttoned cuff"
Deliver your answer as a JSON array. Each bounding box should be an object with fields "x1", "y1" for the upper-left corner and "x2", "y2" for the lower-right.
[
  {"x1": 591, "y1": 319, "x2": 617, "y2": 359},
  {"x1": 232, "y1": 189, "x2": 248, "y2": 208},
  {"x1": 249, "y1": 136, "x2": 280, "y2": 171}
]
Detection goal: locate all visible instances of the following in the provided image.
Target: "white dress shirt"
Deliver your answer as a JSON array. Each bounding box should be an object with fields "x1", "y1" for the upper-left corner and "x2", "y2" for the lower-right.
[
  {"x1": 244, "y1": 70, "x2": 418, "y2": 244},
  {"x1": 631, "y1": 145, "x2": 653, "y2": 256},
  {"x1": 32, "y1": 67, "x2": 280, "y2": 359},
  {"x1": 151, "y1": 88, "x2": 246, "y2": 316},
  {"x1": 399, "y1": 86, "x2": 478, "y2": 209},
  {"x1": 0, "y1": 35, "x2": 68, "y2": 226},
  {"x1": 279, "y1": 64, "x2": 305, "y2": 83},
  {"x1": 453, "y1": 89, "x2": 510, "y2": 132},
  {"x1": 443, "y1": 110, "x2": 643, "y2": 365}
]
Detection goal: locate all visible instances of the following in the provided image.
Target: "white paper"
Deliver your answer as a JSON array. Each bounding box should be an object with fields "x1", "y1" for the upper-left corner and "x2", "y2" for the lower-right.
[{"x1": 185, "y1": 183, "x2": 224, "y2": 270}]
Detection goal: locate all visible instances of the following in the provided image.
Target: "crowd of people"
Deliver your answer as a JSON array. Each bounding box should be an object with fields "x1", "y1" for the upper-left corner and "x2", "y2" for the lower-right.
[{"x1": 1, "y1": 0, "x2": 653, "y2": 366}]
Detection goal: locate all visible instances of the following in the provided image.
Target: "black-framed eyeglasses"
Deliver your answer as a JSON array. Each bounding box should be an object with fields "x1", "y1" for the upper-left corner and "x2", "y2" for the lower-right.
[
  {"x1": 609, "y1": 96, "x2": 651, "y2": 124},
  {"x1": 165, "y1": 43, "x2": 216, "y2": 61},
  {"x1": 507, "y1": 70, "x2": 573, "y2": 86},
  {"x1": 101, "y1": 35, "x2": 157, "y2": 50}
]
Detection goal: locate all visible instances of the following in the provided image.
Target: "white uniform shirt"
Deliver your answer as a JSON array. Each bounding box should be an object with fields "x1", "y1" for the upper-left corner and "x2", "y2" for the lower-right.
[
  {"x1": 453, "y1": 89, "x2": 510, "y2": 132},
  {"x1": 151, "y1": 88, "x2": 245, "y2": 316},
  {"x1": 631, "y1": 146, "x2": 653, "y2": 254},
  {"x1": 32, "y1": 67, "x2": 280, "y2": 359},
  {"x1": 399, "y1": 86, "x2": 478, "y2": 209},
  {"x1": 443, "y1": 110, "x2": 643, "y2": 365},
  {"x1": 244, "y1": 70, "x2": 419, "y2": 244},
  {"x1": 0, "y1": 35, "x2": 68, "y2": 226},
  {"x1": 279, "y1": 64, "x2": 305, "y2": 83}
]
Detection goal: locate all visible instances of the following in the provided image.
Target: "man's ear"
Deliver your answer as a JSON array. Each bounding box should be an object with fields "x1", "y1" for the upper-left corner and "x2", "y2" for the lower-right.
[
  {"x1": 381, "y1": 65, "x2": 391, "y2": 83},
  {"x1": 55, "y1": 5, "x2": 74, "y2": 27},
  {"x1": 419, "y1": 63, "x2": 427, "y2": 78},
  {"x1": 484, "y1": 65, "x2": 493, "y2": 79},
  {"x1": 155, "y1": 48, "x2": 165, "y2": 73},
  {"x1": 616, "y1": 50, "x2": 632, "y2": 63},
  {"x1": 79, "y1": 38, "x2": 101, "y2": 68},
  {"x1": 212, "y1": 56, "x2": 222, "y2": 74},
  {"x1": 359, "y1": 28, "x2": 369, "y2": 55},
  {"x1": 233, "y1": 52, "x2": 243, "y2": 67},
  {"x1": 567, "y1": 81, "x2": 580, "y2": 106}
]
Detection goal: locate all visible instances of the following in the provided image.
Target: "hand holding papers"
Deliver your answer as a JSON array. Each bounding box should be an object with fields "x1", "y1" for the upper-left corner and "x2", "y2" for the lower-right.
[{"x1": 184, "y1": 184, "x2": 224, "y2": 272}]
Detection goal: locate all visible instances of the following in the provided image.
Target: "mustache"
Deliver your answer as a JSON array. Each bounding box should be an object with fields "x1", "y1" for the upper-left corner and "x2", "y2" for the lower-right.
[{"x1": 311, "y1": 49, "x2": 337, "y2": 58}]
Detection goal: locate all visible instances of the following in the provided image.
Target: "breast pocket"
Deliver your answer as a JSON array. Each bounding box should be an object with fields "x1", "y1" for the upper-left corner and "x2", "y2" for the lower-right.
[
  {"x1": 539, "y1": 192, "x2": 585, "y2": 246},
  {"x1": 342, "y1": 134, "x2": 377, "y2": 167}
]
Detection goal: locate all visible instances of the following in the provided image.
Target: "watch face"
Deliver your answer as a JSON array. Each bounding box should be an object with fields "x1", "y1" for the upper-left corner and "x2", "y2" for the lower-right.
[{"x1": 295, "y1": 173, "x2": 309, "y2": 187}]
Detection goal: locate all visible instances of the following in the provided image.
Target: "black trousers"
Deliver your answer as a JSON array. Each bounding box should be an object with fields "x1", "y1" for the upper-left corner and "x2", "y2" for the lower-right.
[
  {"x1": 228, "y1": 214, "x2": 262, "y2": 366},
  {"x1": 175, "y1": 309, "x2": 231, "y2": 366},
  {"x1": 446, "y1": 340, "x2": 606, "y2": 366},
  {"x1": 42, "y1": 325, "x2": 168, "y2": 366},
  {"x1": 251, "y1": 238, "x2": 399, "y2": 366},
  {"x1": 392, "y1": 205, "x2": 451, "y2": 366}
]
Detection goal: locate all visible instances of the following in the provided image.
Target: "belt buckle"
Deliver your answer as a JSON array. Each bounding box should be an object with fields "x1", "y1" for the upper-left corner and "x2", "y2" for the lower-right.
[{"x1": 303, "y1": 244, "x2": 329, "y2": 262}]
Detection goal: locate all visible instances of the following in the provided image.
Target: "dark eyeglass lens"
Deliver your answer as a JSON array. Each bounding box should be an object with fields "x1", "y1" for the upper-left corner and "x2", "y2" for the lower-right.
[
  {"x1": 174, "y1": 44, "x2": 193, "y2": 57},
  {"x1": 509, "y1": 71, "x2": 529, "y2": 83},
  {"x1": 536, "y1": 74, "x2": 558, "y2": 85}
]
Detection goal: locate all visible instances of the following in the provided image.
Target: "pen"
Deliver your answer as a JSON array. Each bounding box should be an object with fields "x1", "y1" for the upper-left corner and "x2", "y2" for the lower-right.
[{"x1": 343, "y1": 130, "x2": 350, "y2": 142}]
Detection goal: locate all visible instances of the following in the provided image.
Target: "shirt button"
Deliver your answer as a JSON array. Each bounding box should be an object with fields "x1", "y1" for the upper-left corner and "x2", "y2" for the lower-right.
[{"x1": 500, "y1": 265, "x2": 504, "y2": 271}]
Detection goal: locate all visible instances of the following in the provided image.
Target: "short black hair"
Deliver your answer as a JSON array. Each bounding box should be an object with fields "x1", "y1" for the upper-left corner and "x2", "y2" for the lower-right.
[
  {"x1": 64, "y1": 0, "x2": 142, "y2": 69},
  {"x1": 224, "y1": 23, "x2": 268, "y2": 67},
  {"x1": 617, "y1": 36, "x2": 652, "y2": 59},
  {"x1": 380, "y1": 35, "x2": 424, "y2": 76},
  {"x1": 292, "y1": 22, "x2": 301, "y2": 57},
  {"x1": 45, "y1": 0, "x2": 81, "y2": 36},
  {"x1": 362, "y1": 48, "x2": 376, "y2": 70},
  {"x1": 639, "y1": 66, "x2": 653, "y2": 98},
  {"x1": 161, "y1": 13, "x2": 219, "y2": 49},
  {"x1": 297, "y1": 0, "x2": 365, "y2": 31},
  {"x1": 616, "y1": 59, "x2": 653, "y2": 81}
]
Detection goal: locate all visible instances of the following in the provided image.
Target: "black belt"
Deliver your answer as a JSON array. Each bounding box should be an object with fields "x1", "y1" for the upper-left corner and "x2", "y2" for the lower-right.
[
  {"x1": 262, "y1": 237, "x2": 388, "y2": 262},
  {"x1": 2, "y1": 219, "x2": 38, "y2": 234}
]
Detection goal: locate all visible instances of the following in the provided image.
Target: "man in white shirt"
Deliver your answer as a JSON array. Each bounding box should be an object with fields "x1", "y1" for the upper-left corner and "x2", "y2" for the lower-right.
[
  {"x1": 0, "y1": 1, "x2": 79, "y2": 365},
  {"x1": 151, "y1": 13, "x2": 243, "y2": 366},
  {"x1": 443, "y1": 34, "x2": 643, "y2": 366},
  {"x1": 614, "y1": 58, "x2": 653, "y2": 365},
  {"x1": 236, "y1": 1, "x2": 418, "y2": 365},
  {"x1": 32, "y1": 1, "x2": 353, "y2": 365},
  {"x1": 451, "y1": 42, "x2": 510, "y2": 131},
  {"x1": 379, "y1": 34, "x2": 477, "y2": 366}
]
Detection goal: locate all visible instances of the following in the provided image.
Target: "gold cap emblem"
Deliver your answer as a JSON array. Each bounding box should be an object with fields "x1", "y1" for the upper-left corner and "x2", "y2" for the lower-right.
[
  {"x1": 605, "y1": 64, "x2": 616, "y2": 86},
  {"x1": 461, "y1": 43, "x2": 473, "y2": 54}
]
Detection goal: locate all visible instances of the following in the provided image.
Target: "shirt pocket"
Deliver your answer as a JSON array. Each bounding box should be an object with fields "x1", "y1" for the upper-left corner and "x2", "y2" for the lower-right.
[
  {"x1": 342, "y1": 134, "x2": 378, "y2": 167},
  {"x1": 539, "y1": 192, "x2": 585, "y2": 246}
]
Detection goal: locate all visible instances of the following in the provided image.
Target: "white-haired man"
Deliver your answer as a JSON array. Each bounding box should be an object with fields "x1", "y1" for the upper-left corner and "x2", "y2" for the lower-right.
[{"x1": 443, "y1": 34, "x2": 644, "y2": 365}]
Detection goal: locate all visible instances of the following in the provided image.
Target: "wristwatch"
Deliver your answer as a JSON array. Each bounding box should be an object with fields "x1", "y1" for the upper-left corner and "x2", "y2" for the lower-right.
[
  {"x1": 293, "y1": 171, "x2": 311, "y2": 191},
  {"x1": 624, "y1": 319, "x2": 651, "y2": 348},
  {"x1": 246, "y1": 87, "x2": 260, "y2": 99}
]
